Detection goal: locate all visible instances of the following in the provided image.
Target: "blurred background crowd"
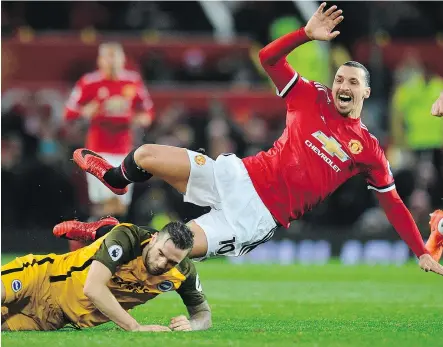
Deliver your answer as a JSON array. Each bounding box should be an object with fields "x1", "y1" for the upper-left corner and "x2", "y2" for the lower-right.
[{"x1": 2, "y1": 1, "x2": 443, "y2": 261}]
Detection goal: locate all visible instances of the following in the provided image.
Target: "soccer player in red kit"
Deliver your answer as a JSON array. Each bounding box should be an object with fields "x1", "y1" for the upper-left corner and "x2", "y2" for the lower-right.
[
  {"x1": 65, "y1": 42, "x2": 154, "y2": 250},
  {"x1": 71, "y1": 4, "x2": 443, "y2": 274}
]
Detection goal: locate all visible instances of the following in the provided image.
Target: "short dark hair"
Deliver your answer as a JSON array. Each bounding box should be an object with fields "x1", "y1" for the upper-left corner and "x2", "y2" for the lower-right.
[
  {"x1": 160, "y1": 221, "x2": 194, "y2": 250},
  {"x1": 343, "y1": 61, "x2": 371, "y2": 87}
]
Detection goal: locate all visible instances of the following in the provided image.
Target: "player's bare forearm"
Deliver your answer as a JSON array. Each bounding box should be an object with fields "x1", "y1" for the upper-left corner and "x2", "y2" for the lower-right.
[
  {"x1": 187, "y1": 301, "x2": 212, "y2": 331},
  {"x1": 84, "y1": 261, "x2": 140, "y2": 331},
  {"x1": 85, "y1": 285, "x2": 139, "y2": 331}
]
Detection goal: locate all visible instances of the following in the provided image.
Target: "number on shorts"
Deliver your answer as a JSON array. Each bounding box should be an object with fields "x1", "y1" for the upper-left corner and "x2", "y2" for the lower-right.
[{"x1": 216, "y1": 237, "x2": 236, "y2": 255}]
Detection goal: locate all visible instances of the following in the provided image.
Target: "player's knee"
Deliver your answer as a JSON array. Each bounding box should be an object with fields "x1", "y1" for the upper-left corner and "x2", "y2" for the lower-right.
[
  {"x1": 134, "y1": 144, "x2": 157, "y2": 165},
  {"x1": 187, "y1": 221, "x2": 209, "y2": 258}
]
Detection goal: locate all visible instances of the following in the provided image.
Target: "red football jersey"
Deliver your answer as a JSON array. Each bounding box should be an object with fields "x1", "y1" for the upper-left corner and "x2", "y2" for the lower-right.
[
  {"x1": 65, "y1": 70, "x2": 154, "y2": 154},
  {"x1": 242, "y1": 61, "x2": 395, "y2": 228}
]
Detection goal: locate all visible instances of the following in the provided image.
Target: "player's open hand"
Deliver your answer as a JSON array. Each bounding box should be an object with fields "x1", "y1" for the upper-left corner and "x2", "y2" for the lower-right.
[
  {"x1": 305, "y1": 2, "x2": 344, "y2": 41},
  {"x1": 431, "y1": 92, "x2": 443, "y2": 117},
  {"x1": 136, "y1": 324, "x2": 171, "y2": 332},
  {"x1": 418, "y1": 254, "x2": 443, "y2": 275},
  {"x1": 169, "y1": 315, "x2": 192, "y2": 332}
]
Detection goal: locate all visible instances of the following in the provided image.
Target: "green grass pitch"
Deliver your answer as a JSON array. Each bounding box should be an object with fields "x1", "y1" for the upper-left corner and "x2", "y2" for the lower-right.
[{"x1": 1, "y1": 254, "x2": 442, "y2": 347}]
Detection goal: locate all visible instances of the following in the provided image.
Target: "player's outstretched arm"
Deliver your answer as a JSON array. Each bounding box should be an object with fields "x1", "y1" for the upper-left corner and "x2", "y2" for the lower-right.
[
  {"x1": 259, "y1": 2, "x2": 343, "y2": 92},
  {"x1": 84, "y1": 261, "x2": 171, "y2": 331},
  {"x1": 376, "y1": 190, "x2": 443, "y2": 276},
  {"x1": 431, "y1": 91, "x2": 443, "y2": 117},
  {"x1": 84, "y1": 260, "x2": 142, "y2": 331}
]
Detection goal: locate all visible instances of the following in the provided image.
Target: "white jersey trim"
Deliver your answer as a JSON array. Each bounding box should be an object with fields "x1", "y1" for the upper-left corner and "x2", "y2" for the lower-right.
[
  {"x1": 367, "y1": 183, "x2": 396, "y2": 193},
  {"x1": 276, "y1": 73, "x2": 299, "y2": 98},
  {"x1": 360, "y1": 120, "x2": 379, "y2": 141}
]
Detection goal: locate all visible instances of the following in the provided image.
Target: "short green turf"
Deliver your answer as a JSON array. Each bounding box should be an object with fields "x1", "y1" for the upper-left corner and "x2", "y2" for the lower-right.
[{"x1": 1, "y1": 254, "x2": 441, "y2": 347}]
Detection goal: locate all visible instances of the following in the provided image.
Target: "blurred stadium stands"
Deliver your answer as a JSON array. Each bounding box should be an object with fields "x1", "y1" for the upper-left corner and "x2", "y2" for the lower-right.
[{"x1": 2, "y1": 1, "x2": 443, "y2": 264}]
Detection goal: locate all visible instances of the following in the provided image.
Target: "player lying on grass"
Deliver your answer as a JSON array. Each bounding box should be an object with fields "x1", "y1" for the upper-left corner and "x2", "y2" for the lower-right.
[
  {"x1": 1, "y1": 220, "x2": 211, "y2": 332},
  {"x1": 72, "y1": 3, "x2": 443, "y2": 275}
]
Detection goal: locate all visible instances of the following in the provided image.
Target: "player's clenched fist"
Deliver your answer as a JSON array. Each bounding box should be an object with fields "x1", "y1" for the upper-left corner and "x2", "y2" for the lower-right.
[
  {"x1": 169, "y1": 315, "x2": 192, "y2": 331},
  {"x1": 305, "y1": 2, "x2": 344, "y2": 41},
  {"x1": 431, "y1": 92, "x2": 443, "y2": 117}
]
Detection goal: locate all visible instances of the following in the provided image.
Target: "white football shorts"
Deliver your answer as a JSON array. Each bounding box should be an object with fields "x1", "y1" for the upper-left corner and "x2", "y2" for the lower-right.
[{"x1": 184, "y1": 150, "x2": 277, "y2": 259}]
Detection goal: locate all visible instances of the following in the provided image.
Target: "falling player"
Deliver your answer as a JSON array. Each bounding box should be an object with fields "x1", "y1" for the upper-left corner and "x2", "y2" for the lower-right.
[
  {"x1": 72, "y1": 3, "x2": 443, "y2": 274},
  {"x1": 1, "y1": 220, "x2": 211, "y2": 332},
  {"x1": 64, "y1": 42, "x2": 154, "y2": 250}
]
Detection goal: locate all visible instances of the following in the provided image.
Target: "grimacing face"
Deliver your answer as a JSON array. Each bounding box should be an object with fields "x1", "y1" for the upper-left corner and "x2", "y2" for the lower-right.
[
  {"x1": 142, "y1": 233, "x2": 189, "y2": 276},
  {"x1": 97, "y1": 45, "x2": 125, "y2": 77},
  {"x1": 331, "y1": 65, "x2": 371, "y2": 117}
]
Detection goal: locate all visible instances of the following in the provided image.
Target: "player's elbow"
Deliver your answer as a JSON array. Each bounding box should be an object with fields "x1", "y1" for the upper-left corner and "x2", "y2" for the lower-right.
[
  {"x1": 191, "y1": 312, "x2": 212, "y2": 331},
  {"x1": 201, "y1": 309, "x2": 212, "y2": 329},
  {"x1": 83, "y1": 284, "x2": 93, "y2": 298},
  {"x1": 83, "y1": 281, "x2": 99, "y2": 299},
  {"x1": 376, "y1": 190, "x2": 402, "y2": 212},
  {"x1": 258, "y1": 48, "x2": 275, "y2": 67}
]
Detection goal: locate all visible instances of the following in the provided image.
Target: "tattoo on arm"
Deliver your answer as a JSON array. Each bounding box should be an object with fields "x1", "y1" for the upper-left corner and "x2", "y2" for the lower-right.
[{"x1": 187, "y1": 301, "x2": 212, "y2": 331}]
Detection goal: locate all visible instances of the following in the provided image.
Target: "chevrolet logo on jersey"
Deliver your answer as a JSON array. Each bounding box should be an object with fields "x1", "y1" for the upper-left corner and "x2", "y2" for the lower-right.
[
  {"x1": 312, "y1": 131, "x2": 350, "y2": 162},
  {"x1": 305, "y1": 131, "x2": 350, "y2": 173}
]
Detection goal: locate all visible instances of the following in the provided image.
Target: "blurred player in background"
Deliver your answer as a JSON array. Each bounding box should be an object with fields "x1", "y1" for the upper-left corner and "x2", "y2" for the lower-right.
[
  {"x1": 73, "y1": 3, "x2": 443, "y2": 275},
  {"x1": 1, "y1": 220, "x2": 211, "y2": 332},
  {"x1": 64, "y1": 42, "x2": 154, "y2": 251}
]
